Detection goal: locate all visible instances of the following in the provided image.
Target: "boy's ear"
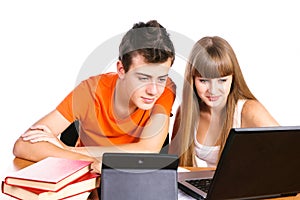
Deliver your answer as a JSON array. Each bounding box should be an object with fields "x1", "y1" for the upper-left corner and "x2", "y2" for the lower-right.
[{"x1": 117, "y1": 61, "x2": 126, "y2": 79}]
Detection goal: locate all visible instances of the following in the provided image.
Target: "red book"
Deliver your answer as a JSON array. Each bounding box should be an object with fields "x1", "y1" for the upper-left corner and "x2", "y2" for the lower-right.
[
  {"x1": 4, "y1": 157, "x2": 92, "y2": 191},
  {"x1": 2, "y1": 172, "x2": 100, "y2": 199}
]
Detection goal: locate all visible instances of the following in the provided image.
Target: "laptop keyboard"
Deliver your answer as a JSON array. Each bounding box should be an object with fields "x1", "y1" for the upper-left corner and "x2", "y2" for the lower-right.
[{"x1": 186, "y1": 178, "x2": 212, "y2": 193}]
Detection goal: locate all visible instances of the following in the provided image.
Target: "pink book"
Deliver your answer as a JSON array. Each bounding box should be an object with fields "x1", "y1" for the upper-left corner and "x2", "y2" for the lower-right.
[
  {"x1": 4, "y1": 157, "x2": 92, "y2": 191},
  {"x1": 2, "y1": 172, "x2": 100, "y2": 199}
]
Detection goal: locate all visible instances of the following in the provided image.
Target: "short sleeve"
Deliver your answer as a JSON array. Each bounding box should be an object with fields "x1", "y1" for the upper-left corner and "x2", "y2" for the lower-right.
[{"x1": 56, "y1": 76, "x2": 100, "y2": 122}]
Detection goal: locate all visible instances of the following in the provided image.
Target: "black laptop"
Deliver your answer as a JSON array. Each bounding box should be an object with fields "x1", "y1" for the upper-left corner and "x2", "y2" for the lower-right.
[
  {"x1": 178, "y1": 126, "x2": 300, "y2": 200},
  {"x1": 100, "y1": 153, "x2": 179, "y2": 200}
]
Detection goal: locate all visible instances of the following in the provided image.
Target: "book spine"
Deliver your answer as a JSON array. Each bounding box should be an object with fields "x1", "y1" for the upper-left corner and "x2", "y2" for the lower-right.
[{"x1": 2, "y1": 182, "x2": 22, "y2": 200}]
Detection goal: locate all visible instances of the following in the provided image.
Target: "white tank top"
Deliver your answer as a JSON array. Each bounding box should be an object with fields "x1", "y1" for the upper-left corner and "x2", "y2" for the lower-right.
[{"x1": 194, "y1": 99, "x2": 246, "y2": 167}]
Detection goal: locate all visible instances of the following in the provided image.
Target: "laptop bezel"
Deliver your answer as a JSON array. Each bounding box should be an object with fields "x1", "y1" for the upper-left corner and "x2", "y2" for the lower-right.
[{"x1": 178, "y1": 126, "x2": 300, "y2": 200}]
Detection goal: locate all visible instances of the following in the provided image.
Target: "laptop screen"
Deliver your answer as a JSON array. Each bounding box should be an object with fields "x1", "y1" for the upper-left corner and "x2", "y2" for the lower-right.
[
  {"x1": 209, "y1": 126, "x2": 300, "y2": 199},
  {"x1": 100, "y1": 153, "x2": 179, "y2": 200}
]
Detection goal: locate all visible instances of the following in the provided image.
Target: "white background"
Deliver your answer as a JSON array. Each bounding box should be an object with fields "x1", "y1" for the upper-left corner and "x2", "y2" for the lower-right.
[{"x1": 1, "y1": 0, "x2": 300, "y2": 178}]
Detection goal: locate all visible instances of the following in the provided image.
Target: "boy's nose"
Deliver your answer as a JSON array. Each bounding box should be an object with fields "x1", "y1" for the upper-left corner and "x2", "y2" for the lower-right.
[{"x1": 146, "y1": 82, "x2": 158, "y2": 95}]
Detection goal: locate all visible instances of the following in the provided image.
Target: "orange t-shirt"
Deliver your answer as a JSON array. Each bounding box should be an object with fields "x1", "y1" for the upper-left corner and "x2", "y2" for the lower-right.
[{"x1": 56, "y1": 73, "x2": 176, "y2": 146}]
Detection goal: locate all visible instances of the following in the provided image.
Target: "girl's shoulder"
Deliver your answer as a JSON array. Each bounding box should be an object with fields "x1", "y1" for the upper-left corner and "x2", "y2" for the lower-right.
[
  {"x1": 242, "y1": 99, "x2": 264, "y2": 113},
  {"x1": 241, "y1": 99, "x2": 279, "y2": 127}
]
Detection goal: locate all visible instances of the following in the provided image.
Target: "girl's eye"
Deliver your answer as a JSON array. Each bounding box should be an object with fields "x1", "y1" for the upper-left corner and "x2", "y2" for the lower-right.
[
  {"x1": 199, "y1": 79, "x2": 208, "y2": 83},
  {"x1": 219, "y1": 78, "x2": 227, "y2": 82}
]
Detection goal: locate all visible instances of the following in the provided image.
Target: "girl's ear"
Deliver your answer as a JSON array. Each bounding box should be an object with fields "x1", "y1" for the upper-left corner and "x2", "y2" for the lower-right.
[{"x1": 117, "y1": 61, "x2": 126, "y2": 79}]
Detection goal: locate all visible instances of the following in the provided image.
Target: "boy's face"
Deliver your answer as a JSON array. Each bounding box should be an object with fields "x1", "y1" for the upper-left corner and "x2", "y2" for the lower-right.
[{"x1": 119, "y1": 54, "x2": 172, "y2": 111}]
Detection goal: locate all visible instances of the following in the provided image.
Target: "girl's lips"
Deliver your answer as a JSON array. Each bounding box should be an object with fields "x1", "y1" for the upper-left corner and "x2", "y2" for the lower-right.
[{"x1": 207, "y1": 96, "x2": 220, "y2": 101}]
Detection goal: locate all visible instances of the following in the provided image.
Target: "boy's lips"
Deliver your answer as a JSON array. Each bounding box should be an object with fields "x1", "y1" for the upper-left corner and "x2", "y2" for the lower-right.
[{"x1": 142, "y1": 97, "x2": 155, "y2": 104}]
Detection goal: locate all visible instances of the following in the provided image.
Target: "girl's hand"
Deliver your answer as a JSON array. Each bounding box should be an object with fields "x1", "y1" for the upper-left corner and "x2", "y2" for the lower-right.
[{"x1": 21, "y1": 124, "x2": 64, "y2": 148}]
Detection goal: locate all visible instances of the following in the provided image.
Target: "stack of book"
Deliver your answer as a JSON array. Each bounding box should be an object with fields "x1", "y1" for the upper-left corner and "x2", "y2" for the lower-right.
[{"x1": 1, "y1": 157, "x2": 100, "y2": 199}]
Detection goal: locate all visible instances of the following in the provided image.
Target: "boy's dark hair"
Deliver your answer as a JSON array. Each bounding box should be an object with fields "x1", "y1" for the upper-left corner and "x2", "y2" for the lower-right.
[{"x1": 119, "y1": 20, "x2": 175, "y2": 72}]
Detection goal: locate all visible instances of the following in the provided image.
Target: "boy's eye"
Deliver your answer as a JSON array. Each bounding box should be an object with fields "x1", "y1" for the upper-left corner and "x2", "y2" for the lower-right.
[
  {"x1": 158, "y1": 78, "x2": 167, "y2": 83},
  {"x1": 138, "y1": 77, "x2": 149, "y2": 81}
]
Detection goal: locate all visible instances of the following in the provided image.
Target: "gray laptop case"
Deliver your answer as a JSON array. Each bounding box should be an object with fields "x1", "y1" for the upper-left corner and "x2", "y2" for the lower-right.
[
  {"x1": 100, "y1": 153, "x2": 178, "y2": 200},
  {"x1": 178, "y1": 126, "x2": 300, "y2": 200}
]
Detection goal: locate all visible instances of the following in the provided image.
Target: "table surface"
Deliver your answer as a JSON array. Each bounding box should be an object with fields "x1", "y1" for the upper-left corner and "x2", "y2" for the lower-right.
[{"x1": 1, "y1": 157, "x2": 300, "y2": 200}]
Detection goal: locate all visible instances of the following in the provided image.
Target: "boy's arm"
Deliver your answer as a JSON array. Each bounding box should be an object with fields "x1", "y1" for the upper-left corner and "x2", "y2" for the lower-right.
[
  {"x1": 13, "y1": 109, "x2": 170, "y2": 159},
  {"x1": 71, "y1": 113, "x2": 170, "y2": 157},
  {"x1": 13, "y1": 138, "x2": 94, "y2": 161},
  {"x1": 13, "y1": 110, "x2": 93, "y2": 161}
]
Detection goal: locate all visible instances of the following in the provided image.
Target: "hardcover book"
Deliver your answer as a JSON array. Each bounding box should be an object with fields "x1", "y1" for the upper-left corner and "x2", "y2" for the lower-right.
[
  {"x1": 4, "y1": 157, "x2": 92, "y2": 191},
  {"x1": 2, "y1": 172, "x2": 100, "y2": 199}
]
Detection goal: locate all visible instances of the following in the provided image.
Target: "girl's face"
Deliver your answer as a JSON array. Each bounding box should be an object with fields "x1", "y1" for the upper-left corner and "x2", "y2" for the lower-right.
[{"x1": 194, "y1": 75, "x2": 233, "y2": 109}]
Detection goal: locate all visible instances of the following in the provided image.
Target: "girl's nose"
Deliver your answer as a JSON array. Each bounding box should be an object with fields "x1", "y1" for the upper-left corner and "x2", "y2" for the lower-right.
[{"x1": 208, "y1": 80, "x2": 218, "y2": 94}]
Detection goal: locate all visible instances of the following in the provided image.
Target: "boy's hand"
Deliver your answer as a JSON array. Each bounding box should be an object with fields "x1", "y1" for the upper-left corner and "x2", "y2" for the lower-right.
[{"x1": 21, "y1": 124, "x2": 64, "y2": 148}]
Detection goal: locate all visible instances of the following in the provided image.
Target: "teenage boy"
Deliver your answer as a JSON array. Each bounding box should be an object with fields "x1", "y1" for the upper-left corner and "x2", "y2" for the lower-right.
[{"x1": 13, "y1": 20, "x2": 176, "y2": 172}]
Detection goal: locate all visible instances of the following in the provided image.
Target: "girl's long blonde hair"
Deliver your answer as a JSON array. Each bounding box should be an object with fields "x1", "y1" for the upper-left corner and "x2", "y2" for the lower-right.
[{"x1": 169, "y1": 36, "x2": 256, "y2": 166}]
